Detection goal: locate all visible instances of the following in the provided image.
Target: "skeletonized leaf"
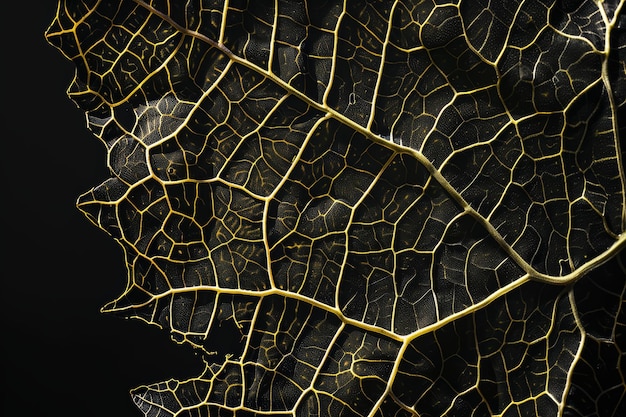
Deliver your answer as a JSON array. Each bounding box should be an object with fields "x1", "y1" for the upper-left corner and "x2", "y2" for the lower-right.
[{"x1": 45, "y1": 0, "x2": 625, "y2": 416}]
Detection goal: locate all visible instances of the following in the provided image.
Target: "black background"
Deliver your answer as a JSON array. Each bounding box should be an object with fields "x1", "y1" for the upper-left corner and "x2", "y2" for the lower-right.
[{"x1": 3, "y1": 3, "x2": 202, "y2": 416}]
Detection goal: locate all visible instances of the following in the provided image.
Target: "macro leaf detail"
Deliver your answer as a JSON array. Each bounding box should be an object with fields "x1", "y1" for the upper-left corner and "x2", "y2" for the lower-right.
[{"x1": 45, "y1": 0, "x2": 625, "y2": 416}]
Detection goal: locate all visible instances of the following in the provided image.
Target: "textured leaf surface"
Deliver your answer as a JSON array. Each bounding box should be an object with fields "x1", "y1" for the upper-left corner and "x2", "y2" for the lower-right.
[{"x1": 46, "y1": 0, "x2": 626, "y2": 415}]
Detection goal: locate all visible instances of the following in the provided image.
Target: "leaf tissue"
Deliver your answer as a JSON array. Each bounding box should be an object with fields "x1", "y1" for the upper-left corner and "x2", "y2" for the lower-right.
[{"x1": 45, "y1": 0, "x2": 625, "y2": 416}]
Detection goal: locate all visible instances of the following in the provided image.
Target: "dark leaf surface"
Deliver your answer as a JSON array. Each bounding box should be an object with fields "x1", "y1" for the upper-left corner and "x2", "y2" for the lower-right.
[{"x1": 45, "y1": 0, "x2": 625, "y2": 415}]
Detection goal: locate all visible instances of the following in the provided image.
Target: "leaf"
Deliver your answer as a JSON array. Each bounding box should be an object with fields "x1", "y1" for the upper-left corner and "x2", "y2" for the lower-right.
[{"x1": 45, "y1": 0, "x2": 625, "y2": 416}]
